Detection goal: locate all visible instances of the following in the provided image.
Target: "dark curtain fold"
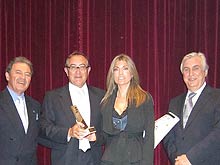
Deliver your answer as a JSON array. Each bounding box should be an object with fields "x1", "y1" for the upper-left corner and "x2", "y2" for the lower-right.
[{"x1": 1, "y1": 0, "x2": 220, "y2": 164}]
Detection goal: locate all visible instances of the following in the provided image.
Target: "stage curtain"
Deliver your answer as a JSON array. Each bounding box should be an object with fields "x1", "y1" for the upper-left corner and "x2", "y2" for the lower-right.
[{"x1": 1, "y1": 0, "x2": 220, "y2": 164}]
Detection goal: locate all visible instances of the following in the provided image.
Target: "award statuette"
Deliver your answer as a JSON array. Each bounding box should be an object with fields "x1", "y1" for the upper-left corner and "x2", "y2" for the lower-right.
[{"x1": 70, "y1": 105, "x2": 96, "y2": 133}]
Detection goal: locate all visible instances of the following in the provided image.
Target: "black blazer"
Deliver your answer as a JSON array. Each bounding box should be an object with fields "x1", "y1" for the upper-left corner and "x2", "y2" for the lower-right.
[
  {"x1": 163, "y1": 85, "x2": 220, "y2": 165},
  {"x1": 99, "y1": 90, "x2": 154, "y2": 165},
  {"x1": 39, "y1": 85, "x2": 105, "y2": 165},
  {"x1": 0, "y1": 88, "x2": 40, "y2": 165}
]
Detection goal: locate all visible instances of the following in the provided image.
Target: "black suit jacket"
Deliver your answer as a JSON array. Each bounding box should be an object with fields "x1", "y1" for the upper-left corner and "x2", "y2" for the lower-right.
[
  {"x1": 0, "y1": 88, "x2": 40, "y2": 165},
  {"x1": 163, "y1": 85, "x2": 220, "y2": 165},
  {"x1": 39, "y1": 85, "x2": 105, "y2": 165},
  {"x1": 99, "y1": 90, "x2": 154, "y2": 165}
]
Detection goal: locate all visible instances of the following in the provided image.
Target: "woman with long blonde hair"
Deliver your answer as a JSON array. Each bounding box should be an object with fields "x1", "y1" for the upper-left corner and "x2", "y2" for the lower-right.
[{"x1": 100, "y1": 54, "x2": 154, "y2": 165}]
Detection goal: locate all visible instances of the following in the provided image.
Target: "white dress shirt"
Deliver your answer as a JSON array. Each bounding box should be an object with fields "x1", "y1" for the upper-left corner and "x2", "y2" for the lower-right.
[
  {"x1": 185, "y1": 82, "x2": 206, "y2": 106},
  {"x1": 69, "y1": 83, "x2": 91, "y2": 152}
]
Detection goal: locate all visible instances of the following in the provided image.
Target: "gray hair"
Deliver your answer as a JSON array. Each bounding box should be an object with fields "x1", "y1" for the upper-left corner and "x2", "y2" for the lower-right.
[{"x1": 180, "y1": 52, "x2": 209, "y2": 73}]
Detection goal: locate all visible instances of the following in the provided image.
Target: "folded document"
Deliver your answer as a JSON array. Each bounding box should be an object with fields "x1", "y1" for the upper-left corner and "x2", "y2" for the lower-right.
[{"x1": 154, "y1": 112, "x2": 179, "y2": 148}]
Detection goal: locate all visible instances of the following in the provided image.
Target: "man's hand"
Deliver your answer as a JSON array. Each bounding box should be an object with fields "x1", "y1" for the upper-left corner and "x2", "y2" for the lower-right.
[
  {"x1": 175, "y1": 154, "x2": 191, "y2": 165},
  {"x1": 85, "y1": 132, "x2": 96, "y2": 141},
  {"x1": 68, "y1": 122, "x2": 87, "y2": 139}
]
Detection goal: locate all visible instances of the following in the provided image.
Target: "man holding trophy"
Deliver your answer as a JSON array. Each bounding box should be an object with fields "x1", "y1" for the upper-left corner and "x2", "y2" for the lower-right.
[{"x1": 39, "y1": 51, "x2": 105, "y2": 165}]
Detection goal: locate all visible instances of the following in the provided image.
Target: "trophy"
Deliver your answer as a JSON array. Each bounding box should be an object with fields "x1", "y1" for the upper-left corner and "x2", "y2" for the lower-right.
[{"x1": 70, "y1": 105, "x2": 96, "y2": 133}]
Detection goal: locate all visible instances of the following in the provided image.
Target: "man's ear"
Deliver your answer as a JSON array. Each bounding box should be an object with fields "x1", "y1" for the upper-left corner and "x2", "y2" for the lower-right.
[
  {"x1": 205, "y1": 70, "x2": 208, "y2": 77},
  {"x1": 5, "y1": 72, "x2": 9, "y2": 81},
  {"x1": 64, "y1": 67, "x2": 68, "y2": 76},
  {"x1": 87, "y1": 67, "x2": 91, "y2": 74}
]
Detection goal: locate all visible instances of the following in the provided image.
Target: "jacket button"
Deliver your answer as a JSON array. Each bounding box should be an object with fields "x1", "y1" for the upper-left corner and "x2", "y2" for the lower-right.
[{"x1": 10, "y1": 137, "x2": 16, "y2": 141}]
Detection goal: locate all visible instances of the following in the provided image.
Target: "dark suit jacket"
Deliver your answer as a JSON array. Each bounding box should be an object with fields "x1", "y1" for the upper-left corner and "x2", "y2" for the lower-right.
[
  {"x1": 0, "y1": 88, "x2": 40, "y2": 165},
  {"x1": 99, "y1": 90, "x2": 154, "y2": 165},
  {"x1": 163, "y1": 85, "x2": 220, "y2": 165},
  {"x1": 39, "y1": 85, "x2": 105, "y2": 165}
]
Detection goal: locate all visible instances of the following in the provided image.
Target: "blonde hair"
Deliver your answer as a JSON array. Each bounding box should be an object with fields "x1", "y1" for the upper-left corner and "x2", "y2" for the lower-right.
[{"x1": 102, "y1": 54, "x2": 148, "y2": 107}]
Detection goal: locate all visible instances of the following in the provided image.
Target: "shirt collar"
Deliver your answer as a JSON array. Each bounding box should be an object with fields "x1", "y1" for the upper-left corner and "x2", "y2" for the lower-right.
[
  {"x1": 187, "y1": 81, "x2": 206, "y2": 97},
  {"x1": 7, "y1": 86, "x2": 24, "y2": 102},
  {"x1": 68, "y1": 82, "x2": 88, "y2": 93}
]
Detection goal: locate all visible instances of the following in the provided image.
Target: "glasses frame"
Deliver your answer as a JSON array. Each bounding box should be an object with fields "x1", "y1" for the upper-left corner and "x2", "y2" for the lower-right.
[{"x1": 66, "y1": 64, "x2": 90, "y2": 72}]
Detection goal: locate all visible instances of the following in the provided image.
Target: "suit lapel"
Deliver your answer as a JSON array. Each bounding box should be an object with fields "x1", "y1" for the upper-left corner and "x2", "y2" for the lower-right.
[
  {"x1": 25, "y1": 96, "x2": 39, "y2": 134},
  {"x1": 185, "y1": 86, "x2": 210, "y2": 129},
  {"x1": 1, "y1": 89, "x2": 25, "y2": 135},
  {"x1": 88, "y1": 87, "x2": 95, "y2": 126},
  {"x1": 101, "y1": 91, "x2": 116, "y2": 134},
  {"x1": 59, "y1": 85, "x2": 75, "y2": 126},
  {"x1": 179, "y1": 94, "x2": 187, "y2": 129}
]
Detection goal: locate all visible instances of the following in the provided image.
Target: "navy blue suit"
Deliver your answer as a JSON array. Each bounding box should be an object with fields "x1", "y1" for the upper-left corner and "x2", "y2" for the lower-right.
[
  {"x1": 163, "y1": 85, "x2": 220, "y2": 165},
  {"x1": 39, "y1": 85, "x2": 105, "y2": 165},
  {"x1": 0, "y1": 88, "x2": 40, "y2": 165}
]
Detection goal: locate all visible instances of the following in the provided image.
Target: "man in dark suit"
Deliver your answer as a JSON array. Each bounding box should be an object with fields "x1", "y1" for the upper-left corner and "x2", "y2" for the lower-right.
[
  {"x1": 0, "y1": 56, "x2": 40, "y2": 165},
  {"x1": 39, "y1": 51, "x2": 105, "y2": 165},
  {"x1": 163, "y1": 52, "x2": 220, "y2": 165}
]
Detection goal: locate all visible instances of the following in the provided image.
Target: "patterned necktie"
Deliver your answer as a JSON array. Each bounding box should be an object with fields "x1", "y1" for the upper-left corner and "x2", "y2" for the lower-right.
[
  {"x1": 16, "y1": 96, "x2": 29, "y2": 133},
  {"x1": 183, "y1": 92, "x2": 196, "y2": 128}
]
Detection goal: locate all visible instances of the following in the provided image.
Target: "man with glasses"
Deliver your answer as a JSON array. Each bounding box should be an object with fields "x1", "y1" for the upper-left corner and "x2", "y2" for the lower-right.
[{"x1": 39, "y1": 52, "x2": 105, "y2": 165}]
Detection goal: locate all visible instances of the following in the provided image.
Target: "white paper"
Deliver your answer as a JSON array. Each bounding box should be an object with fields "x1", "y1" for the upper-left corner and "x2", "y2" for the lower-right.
[{"x1": 154, "y1": 112, "x2": 179, "y2": 148}]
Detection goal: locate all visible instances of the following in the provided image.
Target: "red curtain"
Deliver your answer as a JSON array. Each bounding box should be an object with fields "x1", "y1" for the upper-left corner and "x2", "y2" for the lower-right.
[{"x1": 1, "y1": 0, "x2": 220, "y2": 164}]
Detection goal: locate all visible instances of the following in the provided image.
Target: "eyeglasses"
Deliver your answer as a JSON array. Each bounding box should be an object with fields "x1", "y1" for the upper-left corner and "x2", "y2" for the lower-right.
[{"x1": 66, "y1": 64, "x2": 90, "y2": 72}]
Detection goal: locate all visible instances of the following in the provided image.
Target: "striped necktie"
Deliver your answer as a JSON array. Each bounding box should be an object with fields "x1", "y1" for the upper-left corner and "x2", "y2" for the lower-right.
[{"x1": 183, "y1": 92, "x2": 196, "y2": 128}]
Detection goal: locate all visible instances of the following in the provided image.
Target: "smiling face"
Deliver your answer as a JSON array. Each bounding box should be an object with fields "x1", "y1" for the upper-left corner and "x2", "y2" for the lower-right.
[
  {"x1": 64, "y1": 55, "x2": 91, "y2": 88},
  {"x1": 5, "y1": 62, "x2": 32, "y2": 95},
  {"x1": 182, "y1": 56, "x2": 207, "y2": 92},
  {"x1": 113, "y1": 60, "x2": 133, "y2": 88}
]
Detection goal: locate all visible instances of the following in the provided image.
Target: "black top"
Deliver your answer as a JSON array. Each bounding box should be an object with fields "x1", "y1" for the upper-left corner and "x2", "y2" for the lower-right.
[{"x1": 99, "y1": 89, "x2": 154, "y2": 165}]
